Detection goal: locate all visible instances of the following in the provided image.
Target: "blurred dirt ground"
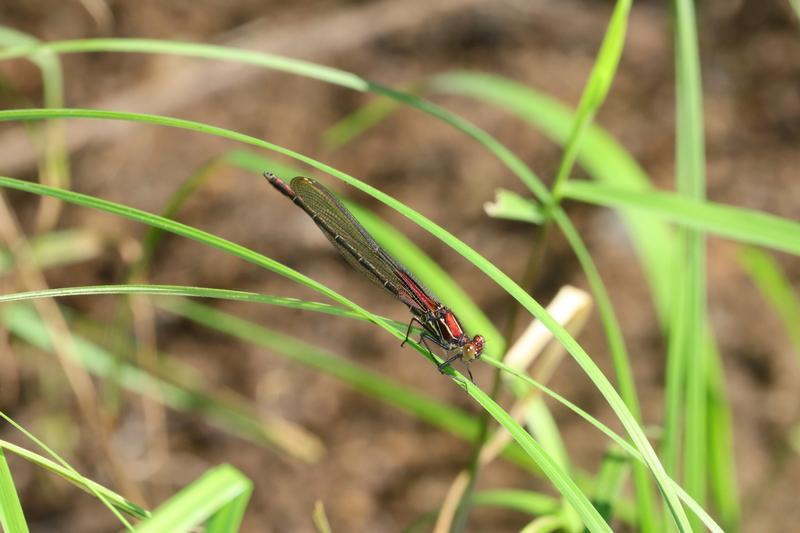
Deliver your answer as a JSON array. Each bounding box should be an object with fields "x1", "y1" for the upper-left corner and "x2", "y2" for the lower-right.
[{"x1": 1, "y1": 0, "x2": 799, "y2": 531}]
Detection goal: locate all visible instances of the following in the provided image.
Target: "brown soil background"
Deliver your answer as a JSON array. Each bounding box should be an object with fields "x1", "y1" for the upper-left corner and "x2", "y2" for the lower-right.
[{"x1": 1, "y1": 1, "x2": 799, "y2": 531}]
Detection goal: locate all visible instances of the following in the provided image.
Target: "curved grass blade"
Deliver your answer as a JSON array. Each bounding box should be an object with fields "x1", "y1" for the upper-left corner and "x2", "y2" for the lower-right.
[
  {"x1": 562, "y1": 181, "x2": 800, "y2": 255},
  {"x1": 0, "y1": 412, "x2": 134, "y2": 529},
  {"x1": 2, "y1": 304, "x2": 325, "y2": 463},
  {"x1": 0, "y1": 104, "x2": 687, "y2": 526},
  {"x1": 428, "y1": 71, "x2": 676, "y2": 321},
  {"x1": 0, "y1": 439, "x2": 148, "y2": 520},
  {"x1": 483, "y1": 358, "x2": 724, "y2": 533},
  {"x1": 0, "y1": 284, "x2": 367, "y2": 322},
  {"x1": 158, "y1": 297, "x2": 540, "y2": 473},
  {"x1": 134, "y1": 464, "x2": 251, "y2": 533},
  {"x1": 0, "y1": 447, "x2": 28, "y2": 533}
]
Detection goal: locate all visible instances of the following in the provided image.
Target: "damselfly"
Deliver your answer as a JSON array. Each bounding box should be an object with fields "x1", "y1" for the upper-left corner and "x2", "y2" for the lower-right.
[{"x1": 264, "y1": 173, "x2": 484, "y2": 381}]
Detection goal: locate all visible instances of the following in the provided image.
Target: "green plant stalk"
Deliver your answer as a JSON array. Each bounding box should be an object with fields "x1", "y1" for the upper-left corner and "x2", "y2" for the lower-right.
[
  {"x1": 0, "y1": 439, "x2": 148, "y2": 520},
  {"x1": 673, "y1": 0, "x2": 708, "y2": 529}
]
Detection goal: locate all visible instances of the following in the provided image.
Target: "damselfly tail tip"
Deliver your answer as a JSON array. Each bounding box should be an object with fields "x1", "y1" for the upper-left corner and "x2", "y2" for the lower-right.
[{"x1": 263, "y1": 171, "x2": 277, "y2": 181}]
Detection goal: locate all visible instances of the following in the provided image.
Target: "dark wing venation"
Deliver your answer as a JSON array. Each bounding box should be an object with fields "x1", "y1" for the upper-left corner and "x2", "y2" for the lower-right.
[{"x1": 291, "y1": 177, "x2": 437, "y2": 312}]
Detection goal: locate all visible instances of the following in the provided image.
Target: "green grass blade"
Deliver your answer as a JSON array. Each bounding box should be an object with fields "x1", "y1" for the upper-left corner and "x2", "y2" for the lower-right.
[
  {"x1": 673, "y1": 0, "x2": 708, "y2": 527},
  {"x1": 133, "y1": 160, "x2": 223, "y2": 279},
  {"x1": 311, "y1": 501, "x2": 333, "y2": 533},
  {"x1": 485, "y1": 358, "x2": 724, "y2": 532},
  {"x1": 156, "y1": 298, "x2": 516, "y2": 460},
  {"x1": 134, "y1": 464, "x2": 252, "y2": 533},
  {"x1": 159, "y1": 302, "x2": 610, "y2": 530},
  {"x1": 550, "y1": 0, "x2": 631, "y2": 200},
  {"x1": 2, "y1": 304, "x2": 324, "y2": 462},
  {"x1": 0, "y1": 447, "x2": 28, "y2": 533},
  {"x1": 738, "y1": 246, "x2": 800, "y2": 356},
  {"x1": 562, "y1": 181, "x2": 800, "y2": 255},
  {"x1": 470, "y1": 490, "x2": 560, "y2": 516},
  {"x1": 430, "y1": 71, "x2": 676, "y2": 323},
  {"x1": 466, "y1": 385, "x2": 611, "y2": 532},
  {"x1": 0, "y1": 103, "x2": 687, "y2": 525},
  {"x1": 0, "y1": 158, "x2": 687, "y2": 528},
  {"x1": 0, "y1": 412, "x2": 135, "y2": 528},
  {"x1": 0, "y1": 284, "x2": 357, "y2": 319},
  {"x1": 0, "y1": 439, "x2": 148, "y2": 520}
]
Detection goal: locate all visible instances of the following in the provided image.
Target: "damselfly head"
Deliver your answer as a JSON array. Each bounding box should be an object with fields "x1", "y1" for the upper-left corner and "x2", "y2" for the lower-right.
[{"x1": 462, "y1": 335, "x2": 485, "y2": 362}]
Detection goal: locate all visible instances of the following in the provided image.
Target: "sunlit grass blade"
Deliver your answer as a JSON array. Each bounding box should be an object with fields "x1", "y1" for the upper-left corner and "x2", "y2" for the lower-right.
[
  {"x1": 485, "y1": 358, "x2": 723, "y2": 532},
  {"x1": 0, "y1": 439, "x2": 148, "y2": 520},
  {"x1": 0, "y1": 125, "x2": 686, "y2": 528},
  {"x1": 0, "y1": 103, "x2": 685, "y2": 525},
  {"x1": 0, "y1": 284, "x2": 359, "y2": 320},
  {"x1": 157, "y1": 301, "x2": 610, "y2": 530},
  {"x1": 134, "y1": 464, "x2": 251, "y2": 533},
  {"x1": 430, "y1": 71, "x2": 676, "y2": 322},
  {"x1": 0, "y1": 412, "x2": 134, "y2": 528},
  {"x1": 549, "y1": 0, "x2": 631, "y2": 200},
  {"x1": 1, "y1": 303, "x2": 324, "y2": 462},
  {"x1": 0, "y1": 230, "x2": 104, "y2": 275},
  {"x1": 0, "y1": 447, "x2": 28, "y2": 533},
  {"x1": 672, "y1": 0, "x2": 708, "y2": 527},
  {"x1": 562, "y1": 181, "x2": 800, "y2": 255},
  {"x1": 738, "y1": 246, "x2": 800, "y2": 356},
  {"x1": 156, "y1": 297, "x2": 532, "y2": 465},
  {"x1": 466, "y1": 387, "x2": 610, "y2": 531}
]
